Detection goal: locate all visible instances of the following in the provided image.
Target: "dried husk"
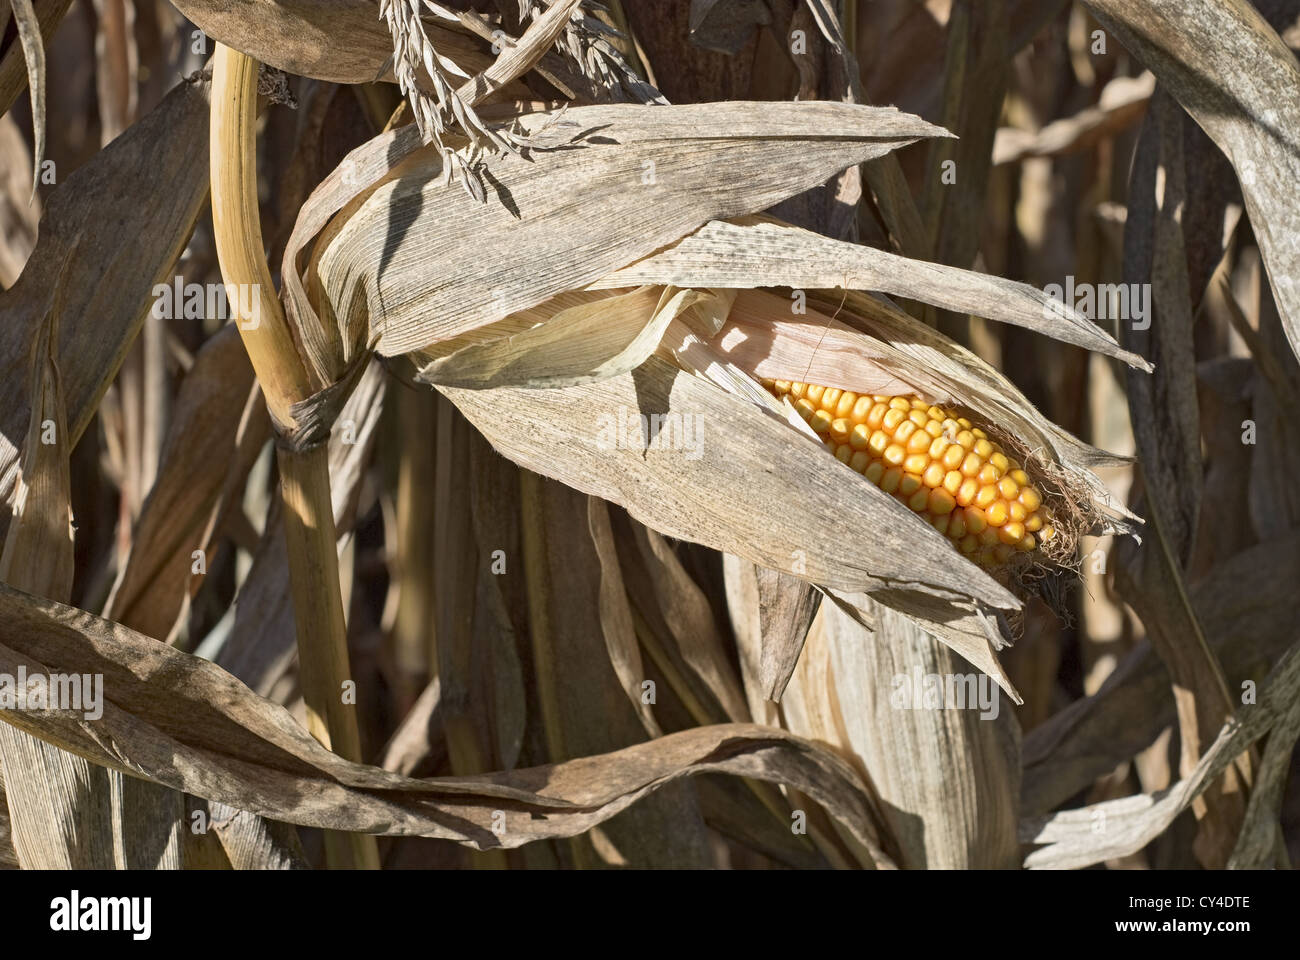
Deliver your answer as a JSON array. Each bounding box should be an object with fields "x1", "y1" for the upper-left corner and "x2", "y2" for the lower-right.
[{"x1": 298, "y1": 100, "x2": 951, "y2": 365}]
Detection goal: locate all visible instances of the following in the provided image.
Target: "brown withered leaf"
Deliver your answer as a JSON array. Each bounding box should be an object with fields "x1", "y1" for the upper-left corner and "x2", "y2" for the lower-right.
[
  {"x1": 1022, "y1": 635, "x2": 1300, "y2": 869},
  {"x1": 587, "y1": 496, "x2": 661, "y2": 738},
  {"x1": 0, "y1": 582, "x2": 889, "y2": 856},
  {"x1": 1117, "y1": 89, "x2": 1248, "y2": 869},
  {"x1": 0, "y1": 0, "x2": 67, "y2": 126},
  {"x1": 217, "y1": 362, "x2": 386, "y2": 695},
  {"x1": 755, "y1": 564, "x2": 820, "y2": 703},
  {"x1": 519, "y1": 475, "x2": 712, "y2": 867},
  {"x1": 168, "y1": 0, "x2": 480, "y2": 84},
  {"x1": 1227, "y1": 688, "x2": 1300, "y2": 868},
  {"x1": 1085, "y1": 0, "x2": 1300, "y2": 365},
  {"x1": 104, "y1": 325, "x2": 268, "y2": 644},
  {"x1": 630, "y1": 524, "x2": 750, "y2": 723},
  {"x1": 993, "y1": 73, "x2": 1154, "y2": 166},
  {"x1": 0, "y1": 268, "x2": 122, "y2": 870},
  {"x1": 0, "y1": 74, "x2": 210, "y2": 543},
  {"x1": 1022, "y1": 532, "x2": 1300, "y2": 815},
  {"x1": 786, "y1": 594, "x2": 1022, "y2": 868}
]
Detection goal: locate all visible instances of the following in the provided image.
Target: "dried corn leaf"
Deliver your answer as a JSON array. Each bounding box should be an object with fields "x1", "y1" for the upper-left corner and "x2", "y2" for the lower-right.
[
  {"x1": 1227, "y1": 690, "x2": 1300, "y2": 869},
  {"x1": 170, "y1": 0, "x2": 485, "y2": 84},
  {"x1": 6, "y1": 0, "x2": 43, "y2": 195},
  {"x1": 307, "y1": 101, "x2": 951, "y2": 360},
  {"x1": 0, "y1": 75, "x2": 210, "y2": 541},
  {"x1": 1021, "y1": 532, "x2": 1300, "y2": 815},
  {"x1": 1021, "y1": 635, "x2": 1300, "y2": 869},
  {"x1": 381, "y1": 676, "x2": 446, "y2": 778},
  {"x1": 466, "y1": 428, "x2": 527, "y2": 771},
  {"x1": 206, "y1": 800, "x2": 309, "y2": 870},
  {"x1": 993, "y1": 73, "x2": 1154, "y2": 165},
  {"x1": 631, "y1": 524, "x2": 749, "y2": 723},
  {"x1": 105, "y1": 326, "x2": 268, "y2": 644},
  {"x1": 0, "y1": 0, "x2": 68, "y2": 121},
  {"x1": 1115, "y1": 89, "x2": 1248, "y2": 868},
  {"x1": 0, "y1": 280, "x2": 71, "y2": 598},
  {"x1": 723, "y1": 555, "x2": 784, "y2": 727},
  {"x1": 755, "y1": 564, "x2": 820, "y2": 703},
  {"x1": 0, "y1": 582, "x2": 887, "y2": 855},
  {"x1": 217, "y1": 362, "x2": 385, "y2": 693},
  {"x1": 0, "y1": 278, "x2": 119, "y2": 869},
  {"x1": 0, "y1": 773, "x2": 16, "y2": 867},
  {"x1": 1084, "y1": 0, "x2": 1300, "y2": 365},
  {"x1": 587, "y1": 497, "x2": 661, "y2": 738},
  {"x1": 596, "y1": 216, "x2": 1151, "y2": 369},
  {"x1": 822, "y1": 586, "x2": 1022, "y2": 703},
  {"x1": 520, "y1": 475, "x2": 712, "y2": 867}
]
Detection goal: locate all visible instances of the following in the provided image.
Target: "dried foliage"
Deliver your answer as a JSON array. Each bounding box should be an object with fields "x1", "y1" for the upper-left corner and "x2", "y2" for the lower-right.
[{"x1": 0, "y1": 0, "x2": 1295, "y2": 874}]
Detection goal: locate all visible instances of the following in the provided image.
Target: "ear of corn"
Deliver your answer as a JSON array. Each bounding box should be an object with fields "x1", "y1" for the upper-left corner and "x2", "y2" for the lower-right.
[{"x1": 765, "y1": 380, "x2": 1054, "y2": 567}]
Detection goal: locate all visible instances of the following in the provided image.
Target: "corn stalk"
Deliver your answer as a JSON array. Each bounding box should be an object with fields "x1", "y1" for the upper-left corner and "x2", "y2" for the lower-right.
[{"x1": 209, "y1": 42, "x2": 378, "y2": 870}]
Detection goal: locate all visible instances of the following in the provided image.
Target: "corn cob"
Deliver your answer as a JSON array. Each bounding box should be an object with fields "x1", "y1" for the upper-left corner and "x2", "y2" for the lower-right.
[{"x1": 765, "y1": 380, "x2": 1054, "y2": 567}]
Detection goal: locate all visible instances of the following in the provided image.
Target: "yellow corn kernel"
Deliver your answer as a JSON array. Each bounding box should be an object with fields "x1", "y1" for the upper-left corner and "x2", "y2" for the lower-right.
[
  {"x1": 903, "y1": 453, "x2": 930, "y2": 475},
  {"x1": 765, "y1": 381, "x2": 1052, "y2": 566},
  {"x1": 986, "y1": 500, "x2": 1010, "y2": 527}
]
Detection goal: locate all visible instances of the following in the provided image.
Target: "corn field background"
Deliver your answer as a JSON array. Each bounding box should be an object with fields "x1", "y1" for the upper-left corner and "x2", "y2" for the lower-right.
[{"x1": 0, "y1": 0, "x2": 1297, "y2": 875}]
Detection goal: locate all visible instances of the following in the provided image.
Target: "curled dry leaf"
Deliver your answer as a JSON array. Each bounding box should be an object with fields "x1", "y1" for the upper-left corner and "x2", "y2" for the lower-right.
[{"x1": 0, "y1": 582, "x2": 889, "y2": 860}]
